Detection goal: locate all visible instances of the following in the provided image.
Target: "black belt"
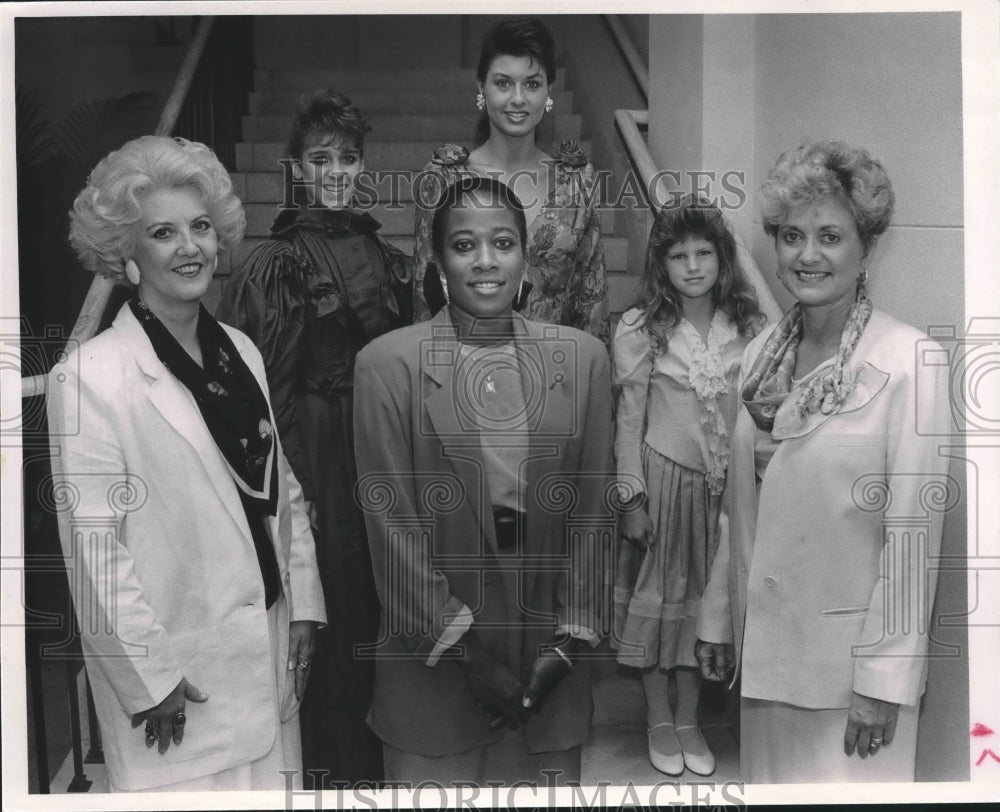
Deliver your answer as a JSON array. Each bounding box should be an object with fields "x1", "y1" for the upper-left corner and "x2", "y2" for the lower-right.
[{"x1": 492, "y1": 506, "x2": 526, "y2": 553}]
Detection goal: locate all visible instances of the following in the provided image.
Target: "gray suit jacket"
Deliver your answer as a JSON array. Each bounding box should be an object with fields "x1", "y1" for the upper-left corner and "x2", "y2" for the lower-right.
[{"x1": 354, "y1": 309, "x2": 614, "y2": 756}]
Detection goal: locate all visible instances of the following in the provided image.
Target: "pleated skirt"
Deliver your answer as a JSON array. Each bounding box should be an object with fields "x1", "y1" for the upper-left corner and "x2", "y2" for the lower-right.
[{"x1": 613, "y1": 444, "x2": 720, "y2": 670}]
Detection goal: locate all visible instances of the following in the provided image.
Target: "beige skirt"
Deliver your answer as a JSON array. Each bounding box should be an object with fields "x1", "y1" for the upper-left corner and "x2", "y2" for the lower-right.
[{"x1": 741, "y1": 697, "x2": 919, "y2": 783}]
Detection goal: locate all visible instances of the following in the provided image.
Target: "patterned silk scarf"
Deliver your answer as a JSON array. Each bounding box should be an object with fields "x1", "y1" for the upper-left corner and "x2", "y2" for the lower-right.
[
  {"x1": 130, "y1": 297, "x2": 282, "y2": 606},
  {"x1": 740, "y1": 286, "x2": 873, "y2": 432}
]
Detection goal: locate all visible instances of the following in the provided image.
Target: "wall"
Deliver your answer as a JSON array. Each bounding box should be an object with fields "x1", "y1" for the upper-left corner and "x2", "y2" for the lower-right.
[
  {"x1": 752, "y1": 13, "x2": 964, "y2": 328},
  {"x1": 646, "y1": 11, "x2": 968, "y2": 782},
  {"x1": 15, "y1": 17, "x2": 192, "y2": 124}
]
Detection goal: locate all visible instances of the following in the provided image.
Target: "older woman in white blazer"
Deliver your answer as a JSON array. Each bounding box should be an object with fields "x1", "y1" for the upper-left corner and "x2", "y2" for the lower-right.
[
  {"x1": 695, "y1": 141, "x2": 951, "y2": 782},
  {"x1": 47, "y1": 136, "x2": 326, "y2": 791}
]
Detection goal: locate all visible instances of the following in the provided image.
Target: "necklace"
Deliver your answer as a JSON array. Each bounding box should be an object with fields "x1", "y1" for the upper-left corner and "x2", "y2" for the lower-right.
[{"x1": 484, "y1": 370, "x2": 497, "y2": 394}]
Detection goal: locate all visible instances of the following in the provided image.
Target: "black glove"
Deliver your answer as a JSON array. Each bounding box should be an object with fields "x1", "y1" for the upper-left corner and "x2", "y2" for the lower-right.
[
  {"x1": 456, "y1": 631, "x2": 529, "y2": 730},
  {"x1": 522, "y1": 637, "x2": 581, "y2": 714}
]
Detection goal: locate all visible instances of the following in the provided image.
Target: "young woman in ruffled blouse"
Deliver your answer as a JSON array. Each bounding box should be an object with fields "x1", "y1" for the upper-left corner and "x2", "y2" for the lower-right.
[
  {"x1": 613, "y1": 197, "x2": 765, "y2": 777},
  {"x1": 411, "y1": 17, "x2": 609, "y2": 346}
]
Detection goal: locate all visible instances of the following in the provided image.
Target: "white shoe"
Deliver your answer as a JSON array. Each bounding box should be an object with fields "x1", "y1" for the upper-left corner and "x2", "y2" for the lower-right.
[
  {"x1": 676, "y1": 724, "x2": 716, "y2": 776},
  {"x1": 647, "y1": 722, "x2": 684, "y2": 775}
]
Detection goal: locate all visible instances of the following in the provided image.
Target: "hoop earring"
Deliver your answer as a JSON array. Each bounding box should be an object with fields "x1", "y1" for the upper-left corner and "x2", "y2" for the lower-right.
[
  {"x1": 857, "y1": 269, "x2": 869, "y2": 285},
  {"x1": 544, "y1": 97, "x2": 554, "y2": 113},
  {"x1": 476, "y1": 93, "x2": 485, "y2": 112},
  {"x1": 125, "y1": 259, "x2": 141, "y2": 286}
]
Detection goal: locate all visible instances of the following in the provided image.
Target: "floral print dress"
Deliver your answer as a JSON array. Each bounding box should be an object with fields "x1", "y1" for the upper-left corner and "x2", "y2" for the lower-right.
[{"x1": 412, "y1": 141, "x2": 610, "y2": 347}]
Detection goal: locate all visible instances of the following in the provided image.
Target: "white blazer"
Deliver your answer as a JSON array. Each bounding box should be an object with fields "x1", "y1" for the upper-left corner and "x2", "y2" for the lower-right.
[
  {"x1": 47, "y1": 303, "x2": 326, "y2": 790},
  {"x1": 697, "y1": 309, "x2": 951, "y2": 709}
]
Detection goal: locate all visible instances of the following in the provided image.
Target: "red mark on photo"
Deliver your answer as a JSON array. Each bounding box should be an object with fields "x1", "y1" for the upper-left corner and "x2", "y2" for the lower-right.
[
  {"x1": 971, "y1": 722, "x2": 995, "y2": 737},
  {"x1": 975, "y1": 749, "x2": 1000, "y2": 766}
]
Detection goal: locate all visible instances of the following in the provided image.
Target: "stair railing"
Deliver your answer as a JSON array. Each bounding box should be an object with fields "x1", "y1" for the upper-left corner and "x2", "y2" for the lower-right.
[
  {"x1": 604, "y1": 15, "x2": 783, "y2": 324},
  {"x1": 19, "y1": 16, "x2": 216, "y2": 399}
]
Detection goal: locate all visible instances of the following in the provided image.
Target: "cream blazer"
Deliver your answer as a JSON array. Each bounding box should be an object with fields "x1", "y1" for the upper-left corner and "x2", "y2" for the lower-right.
[
  {"x1": 697, "y1": 309, "x2": 951, "y2": 709},
  {"x1": 47, "y1": 303, "x2": 326, "y2": 790}
]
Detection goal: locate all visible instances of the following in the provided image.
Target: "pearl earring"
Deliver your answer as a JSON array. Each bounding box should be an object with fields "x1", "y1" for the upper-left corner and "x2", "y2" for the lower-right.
[
  {"x1": 476, "y1": 93, "x2": 486, "y2": 112},
  {"x1": 544, "y1": 97, "x2": 554, "y2": 113},
  {"x1": 125, "y1": 259, "x2": 141, "y2": 286}
]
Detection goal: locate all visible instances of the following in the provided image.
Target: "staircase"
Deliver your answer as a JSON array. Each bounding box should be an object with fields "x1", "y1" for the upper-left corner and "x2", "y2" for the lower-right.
[{"x1": 210, "y1": 24, "x2": 633, "y2": 318}]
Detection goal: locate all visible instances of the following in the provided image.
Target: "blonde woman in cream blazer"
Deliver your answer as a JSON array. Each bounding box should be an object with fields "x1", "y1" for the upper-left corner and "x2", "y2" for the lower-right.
[
  {"x1": 695, "y1": 141, "x2": 952, "y2": 782},
  {"x1": 47, "y1": 136, "x2": 326, "y2": 791}
]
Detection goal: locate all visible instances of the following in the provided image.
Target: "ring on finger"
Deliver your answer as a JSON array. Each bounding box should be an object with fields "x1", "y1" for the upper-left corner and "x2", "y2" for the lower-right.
[
  {"x1": 144, "y1": 719, "x2": 159, "y2": 743},
  {"x1": 173, "y1": 711, "x2": 186, "y2": 727},
  {"x1": 297, "y1": 659, "x2": 311, "y2": 670}
]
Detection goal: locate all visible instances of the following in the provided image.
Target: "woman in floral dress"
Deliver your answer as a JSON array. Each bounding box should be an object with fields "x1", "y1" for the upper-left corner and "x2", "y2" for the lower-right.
[{"x1": 411, "y1": 16, "x2": 609, "y2": 345}]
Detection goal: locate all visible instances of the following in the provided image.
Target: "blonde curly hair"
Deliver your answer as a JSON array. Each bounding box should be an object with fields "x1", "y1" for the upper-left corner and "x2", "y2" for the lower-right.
[
  {"x1": 759, "y1": 140, "x2": 894, "y2": 250},
  {"x1": 69, "y1": 135, "x2": 246, "y2": 285}
]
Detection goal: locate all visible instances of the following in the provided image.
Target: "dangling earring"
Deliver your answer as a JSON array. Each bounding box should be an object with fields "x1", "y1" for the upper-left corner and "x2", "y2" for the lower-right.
[
  {"x1": 125, "y1": 259, "x2": 141, "y2": 286},
  {"x1": 476, "y1": 93, "x2": 486, "y2": 112},
  {"x1": 517, "y1": 276, "x2": 525, "y2": 304},
  {"x1": 544, "y1": 97, "x2": 554, "y2": 113},
  {"x1": 857, "y1": 268, "x2": 869, "y2": 286}
]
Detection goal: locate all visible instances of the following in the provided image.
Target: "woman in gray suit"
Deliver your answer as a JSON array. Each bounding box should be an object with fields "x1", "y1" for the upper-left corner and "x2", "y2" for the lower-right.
[{"x1": 354, "y1": 176, "x2": 613, "y2": 785}]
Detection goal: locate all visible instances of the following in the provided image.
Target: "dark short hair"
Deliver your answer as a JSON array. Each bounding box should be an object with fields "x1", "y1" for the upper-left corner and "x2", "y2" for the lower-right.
[
  {"x1": 474, "y1": 17, "x2": 556, "y2": 146},
  {"x1": 287, "y1": 89, "x2": 371, "y2": 160},
  {"x1": 430, "y1": 176, "x2": 528, "y2": 259},
  {"x1": 476, "y1": 17, "x2": 556, "y2": 85}
]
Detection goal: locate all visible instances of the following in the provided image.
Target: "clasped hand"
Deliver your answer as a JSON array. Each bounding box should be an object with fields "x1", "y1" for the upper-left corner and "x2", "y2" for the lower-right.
[
  {"x1": 694, "y1": 638, "x2": 736, "y2": 682},
  {"x1": 458, "y1": 633, "x2": 575, "y2": 730}
]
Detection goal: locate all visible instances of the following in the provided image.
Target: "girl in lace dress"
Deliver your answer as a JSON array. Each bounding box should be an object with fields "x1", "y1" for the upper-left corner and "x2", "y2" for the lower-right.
[{"x1": 613, "y1": 197, "x2": 765, "y2": 776}]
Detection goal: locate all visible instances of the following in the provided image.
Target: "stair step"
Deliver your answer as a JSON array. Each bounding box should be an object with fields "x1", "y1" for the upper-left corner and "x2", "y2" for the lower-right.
[
  {"x1": 254, "y1": 16, "x2": 463, "y2": 71},
  {"x1": 242, "y1": 112, "x2": 582, "y2": 143},
  {"x1": 235, "y1": 140, "x2": 592, "y2": 173},
  {"x1": 249, "y1": 89, "x2": 576, "y2": 116},
  {"x1": 256, "y1": 67, "x2": 566, "y2": 94}
]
